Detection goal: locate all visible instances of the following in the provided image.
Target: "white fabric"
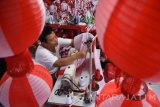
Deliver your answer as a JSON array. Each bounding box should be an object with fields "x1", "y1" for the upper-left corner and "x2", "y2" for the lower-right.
[
  {"x1": 35, "y1": 38, "x2": 72, "y2": 74},
  {"x1": 45, "y1": 6, "x2": 55, "y2": 24},
  {"x1": 46, "y1": 15, "x2": 55, "y2": 24},
  {"x1": 61, "y1": 2, "x2": 68, "y2": 11},
  {"x1": 58, "y1": 38, "x2": 72, "y2": 47},
  {"x1": 27, "y1": 74, "x2": 51, "y2": 106},
  {"x1": 99, "y1": 95, "x2": 152, "y2": 107},
  {"x1": 50, "y1": 5, "x2": 57, "y2": 13},
  {"x1": 0, "y1": 77, "x2": 12, "y2": 107},
  {"x1": 74, "y1": 33, "x2": 93, "y2": 51},
  {"x1": 0, "y1": 27, "x2": 14, "y2": 57},
  {"x1": 99, "y1": 95, "x2": 124, "y2": 107},
  {"x1": 73, "y1": 33, "x2": 94, "y2": 68},
  {"x1": 142, "y1": 100, "x2": 152, "y2": 107}
]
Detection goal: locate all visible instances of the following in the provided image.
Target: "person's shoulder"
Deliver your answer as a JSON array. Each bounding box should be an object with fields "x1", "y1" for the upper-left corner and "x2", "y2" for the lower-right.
[
  {"x1": 57, "y1": 37, "x2": 63, "y2": 41},
  {"x1": 37, "y1": 45, "x2": 47, "y2": 51},
  {"x1": 57, "y1": 37, "x2": 64, "y2": 44},
  {"x1": 36, "y1": 45, "x2": 51, "y2": 55}
]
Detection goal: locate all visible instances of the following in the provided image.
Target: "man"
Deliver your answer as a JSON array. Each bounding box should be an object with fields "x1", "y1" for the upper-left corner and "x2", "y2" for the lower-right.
[{"x1": 35, "y1": 26, "x2": 86, "y2": 80}]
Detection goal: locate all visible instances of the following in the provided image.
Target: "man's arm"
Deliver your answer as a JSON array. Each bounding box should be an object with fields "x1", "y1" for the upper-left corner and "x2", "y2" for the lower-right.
[
  {"x1": 53, "y1": 50, "x2": 86, "y2": 67},
  {"x1": 58, "y1": 38, "x2": 73, "y2": 47},
  {"x1": 70, "y1": 39, "x2": 74, "y2": 47}
]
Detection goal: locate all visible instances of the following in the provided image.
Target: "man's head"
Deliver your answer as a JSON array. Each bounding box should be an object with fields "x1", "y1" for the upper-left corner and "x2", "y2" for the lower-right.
[{"x1": 39, "y1": 26, "x2": 58, "y2": 50}]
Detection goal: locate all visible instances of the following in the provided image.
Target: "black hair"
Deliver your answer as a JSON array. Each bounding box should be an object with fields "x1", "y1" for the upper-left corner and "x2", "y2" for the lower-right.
[{"x1": 39, "y1": 26, "x2": 53, "y2": 42}]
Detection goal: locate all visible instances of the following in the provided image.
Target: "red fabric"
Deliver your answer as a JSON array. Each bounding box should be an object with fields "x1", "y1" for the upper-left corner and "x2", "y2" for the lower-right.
[
  {"x1": 146, "y1": 90, "x2": 160, "y2": 107},
  {"x1": 92, "y1": 80, "x2": 96, "y2": 88},
  {"x1": 5, "y1": 50, "x2": 34, "y2": 77},
  {"x1": 121, "y1": 77, "x2": 142, "y2": 95},
  {"x1": 49, "y1": 24, "x2": 87, "y2": 32},
  {"x1": 56, "y1": 70, "x2": 64, "y2": 77},
  {"x1": 103, "y1": 63, "x2": 116, "y2": 82},
  {"x1": 95, "y1": 69, "x2": 100, "y2": 80},
  {"x1": 121, "y1": 100, "x2": 143, "y2": 107},
  {"x1": 92, "y1": 39, "x2": 95, "y2": 52},
  {"x1": 44, "y1": 0, "x2": 52, "y2": 5},
  {"x1": 9, "y1": 76, "x2": 39, "y2": 107}
]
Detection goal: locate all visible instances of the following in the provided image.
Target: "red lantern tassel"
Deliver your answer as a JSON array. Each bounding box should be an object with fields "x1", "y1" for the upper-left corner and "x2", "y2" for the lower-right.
[{"x1": 5, "y1": 49, "x2": 34, "y2": 77}]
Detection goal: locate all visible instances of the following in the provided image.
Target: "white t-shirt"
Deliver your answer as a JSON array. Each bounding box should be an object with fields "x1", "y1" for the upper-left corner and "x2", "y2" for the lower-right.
[{"x1": 35, "y1": 38, "x2": 72, "y2": 74}]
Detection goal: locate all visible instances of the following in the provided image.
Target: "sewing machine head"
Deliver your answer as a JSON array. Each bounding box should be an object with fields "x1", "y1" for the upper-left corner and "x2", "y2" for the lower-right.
[{"x1": 61, "y1": 64, "x2": 76, "y2": 92}]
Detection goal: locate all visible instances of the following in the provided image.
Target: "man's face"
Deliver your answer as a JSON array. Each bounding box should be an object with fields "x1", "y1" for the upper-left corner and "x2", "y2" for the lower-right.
[{"x1": 46, "y1": 32, "x2": 58, "y2": 47}]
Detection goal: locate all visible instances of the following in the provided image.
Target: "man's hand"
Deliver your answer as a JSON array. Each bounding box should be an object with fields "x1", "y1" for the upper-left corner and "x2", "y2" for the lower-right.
[
  {"x1": 77, "y1": 50, "x2": 87, "y2": 58},
  {"x1": 53, "y1": 50, "x2": 87, "y2": 67}
]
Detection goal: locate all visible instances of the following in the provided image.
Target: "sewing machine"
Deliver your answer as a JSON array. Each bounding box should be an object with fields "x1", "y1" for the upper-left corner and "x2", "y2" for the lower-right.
[
  {"x1": 61, "y1": 63, "x2": 76, "y2": 91},
  {"x1": 48, "y1": 33, "x2": 105, "y2": 107}
]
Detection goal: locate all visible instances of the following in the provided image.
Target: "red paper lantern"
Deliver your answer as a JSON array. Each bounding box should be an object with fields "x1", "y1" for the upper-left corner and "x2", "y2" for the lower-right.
[
  {"x1": 0, "y1": 50, "x2": 53, "y2": 107},
  {"x1": 0, "y1": 0, "x2": 45, "y2": 58},
  {"x1": 95, "y1": 0, "x2": 160, "y2": 82},
  {"x1": 96, "y1": 80, "x2": 160, "y2": 107}
]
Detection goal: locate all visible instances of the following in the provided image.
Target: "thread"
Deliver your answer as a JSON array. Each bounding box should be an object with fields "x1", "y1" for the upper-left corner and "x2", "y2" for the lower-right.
[
  {"x1": 79, "y1": 76, "x2": 86, "y2": 87},
  {"x1": 66, "y1": 94, "x2": 72, "y2": 104},
  {"x1": 95, "y1": 69, "x2": 101, "y2": 80},
  {"x1": 92, "y1": 80, "x2": 96, "y2": 89}
]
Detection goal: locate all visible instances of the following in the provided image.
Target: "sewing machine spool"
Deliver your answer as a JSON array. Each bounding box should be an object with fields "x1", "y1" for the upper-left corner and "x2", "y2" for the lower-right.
[
  {"x1": 88, "y1": 80, "x2": 99, "y2": 91},
  {"x1": 93, "y1": 69, "x2": 103, "y2": 81},
  {"x1": 79, "y1": 76, "x2": 86, "y2": 87},
  {"x1": 66, "y1": 94, "x2": 72, "y2": 104},
  {"x1": 91, "y1": 80, "x2": 99, "y2": 91}
]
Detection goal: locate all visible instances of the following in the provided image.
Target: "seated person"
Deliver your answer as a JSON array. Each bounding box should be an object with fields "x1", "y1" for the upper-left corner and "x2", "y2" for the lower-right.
[{"x1": 35, "y1": 26, "x2": 86, "y2": 81}]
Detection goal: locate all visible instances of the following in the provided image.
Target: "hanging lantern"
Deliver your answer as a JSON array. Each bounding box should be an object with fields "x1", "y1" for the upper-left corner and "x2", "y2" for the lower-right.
[
  {"x1": 0, "y1": 50, "x2": 53, "y2": 107},
  {"x1": 96, "y1": 78, "x2": 160, "y2": 107},
  {"x1": 0, "y1": 0, "x2": 45, "y2": 58},
  {"x1": 95, "y1": 0, "x2": 160, "y2": 82}
]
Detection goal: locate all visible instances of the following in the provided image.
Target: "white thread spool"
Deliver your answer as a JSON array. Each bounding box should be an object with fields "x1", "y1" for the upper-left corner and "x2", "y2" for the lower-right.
[
  {"x1": 66, "y1": 94, "x2": 72, "y2": 104},
  {"x1": 79, "y1": 76, "x2": 86, "y2": 87}
]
